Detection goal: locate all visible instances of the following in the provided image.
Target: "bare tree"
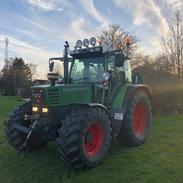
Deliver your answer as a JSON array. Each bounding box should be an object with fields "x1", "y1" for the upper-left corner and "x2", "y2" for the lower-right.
[
  {"x1": 28, "y1": 63, "x2": 37, "y2": 80},
  {"x1": 98, "y1": 24, "x2": 144, "y2": 70},
  {"x1": 130, "y1": 52, "x2": 147, "y2": 70},
  {"x1": 161, "y1": 10, "x2": 183, "y2": 79},
  {"x1": 98, "y1": 24, "x2": 138, "y2": 57}
]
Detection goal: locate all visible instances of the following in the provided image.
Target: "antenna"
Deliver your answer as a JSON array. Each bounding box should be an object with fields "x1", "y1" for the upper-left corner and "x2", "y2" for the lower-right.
[{"x1": 4, "y1": 38, "x2": 9, "y2": 65}]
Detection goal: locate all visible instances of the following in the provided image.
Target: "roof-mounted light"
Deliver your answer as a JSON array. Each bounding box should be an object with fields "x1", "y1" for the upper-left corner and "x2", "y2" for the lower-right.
[
  {"x1": 90, "y1": 37, "x2": 96, "y2": 46},
  {"x1": 98, "y1": 40, "x2": 102, "y2": 46},
  {"x1": 83, "y1": 39, "x2": 89, "y2": 47},
  {"x1": 76, "y1": 40, "x2": 82, "y2": 49}
]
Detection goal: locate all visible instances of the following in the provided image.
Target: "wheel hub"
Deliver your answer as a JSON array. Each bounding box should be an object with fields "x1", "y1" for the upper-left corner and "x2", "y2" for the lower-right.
[
  {"x1": 84, "y1": 123, "x2": 104, "y2": 157},
  {"x1": 133, "y1": 103, "x2": 147, "y2": 136}
]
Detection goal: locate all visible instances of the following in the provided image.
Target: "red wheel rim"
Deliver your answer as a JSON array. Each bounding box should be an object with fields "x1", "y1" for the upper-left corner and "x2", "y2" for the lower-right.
[
  {"x1": 133, "y1": 103, "x2": 147, "y2": 136},
  {"x1": 84, "y1": 123, "x2": 104, "y2": 157}
]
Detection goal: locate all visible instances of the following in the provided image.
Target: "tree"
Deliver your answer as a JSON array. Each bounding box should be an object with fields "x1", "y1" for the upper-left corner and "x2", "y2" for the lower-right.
[
  {"x1": 28, "y1": 63, "x2": 37, "y2": 80},
  {"x1": 98, "y1": 24, "x2": 144, "y2": 70},
  {"x1": 0, "y1": 64, "x2": 14, "y2": 95},
  {"x1": 0, "y1": 58, "x2": 33, "y2": 96},
  {"x1": 98, "y1": 24, "x2": 138, "y2": 57},
  {"x1": 161, "y1": 10, "x2": 183, "y2": 79}
]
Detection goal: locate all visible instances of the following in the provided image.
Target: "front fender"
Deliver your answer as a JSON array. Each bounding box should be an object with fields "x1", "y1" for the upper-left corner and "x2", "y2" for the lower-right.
[{"x1": 87, "y1": 103, "x2": 110, "y2": 115}]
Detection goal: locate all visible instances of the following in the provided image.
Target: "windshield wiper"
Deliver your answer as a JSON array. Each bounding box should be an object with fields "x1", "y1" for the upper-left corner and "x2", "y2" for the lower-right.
[{"x1": 74, "y1": 77, "x2": 89, "y2": 81}]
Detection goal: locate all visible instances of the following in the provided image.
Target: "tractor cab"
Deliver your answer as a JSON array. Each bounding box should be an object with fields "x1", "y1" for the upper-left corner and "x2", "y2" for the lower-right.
[
  {"x1": 48, "y1": 38, "x2": 131, "y2": 84},
  {"x1": 47, "y1": 37, "x2": 132, "y2": 105}
]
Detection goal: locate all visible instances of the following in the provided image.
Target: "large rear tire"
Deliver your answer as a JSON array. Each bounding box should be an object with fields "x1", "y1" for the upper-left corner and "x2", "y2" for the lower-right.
[
  {"x1": 4, "y1": 103, "x2": 47, "y2": 151},
  {"x1": 56, "y1": 107, "x2": 111, "y2": 169},
  {"x1": 120, "y1": 90, "x2": 152, "y2": 146}
]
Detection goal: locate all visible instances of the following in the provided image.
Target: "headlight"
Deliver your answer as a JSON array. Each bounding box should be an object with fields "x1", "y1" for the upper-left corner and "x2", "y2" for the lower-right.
[
  {"x1": 32, "y1": 107, "x2": 38, "y2": 112},
  {"x1": 76, "y1": 40, "x2": 82, "y2": 48},
  {"x1": 90, "y1": 37, "x2": 96, "y2": 46},
  {"x1": 42, "y1": 107, "x2": 48, "y2": 113},
  {"x1": 83, "y1": 39, "x2": 89, "y2": 47}
]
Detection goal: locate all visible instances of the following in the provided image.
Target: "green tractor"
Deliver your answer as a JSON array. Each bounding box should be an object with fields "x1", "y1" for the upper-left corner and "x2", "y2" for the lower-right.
[{"x1": 4, "y1": 37, "x2": 152, "y2": 169}]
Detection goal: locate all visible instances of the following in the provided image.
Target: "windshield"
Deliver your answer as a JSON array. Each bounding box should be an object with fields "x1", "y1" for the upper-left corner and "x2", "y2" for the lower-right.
[{"x1": 70, "y1": 57, "x2": 105, "y2": 83}]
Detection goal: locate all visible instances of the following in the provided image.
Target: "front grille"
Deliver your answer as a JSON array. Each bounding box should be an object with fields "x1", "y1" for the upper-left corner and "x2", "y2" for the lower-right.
[
  {"x1": 31, "y1": 88, "x2": 45, "y2": 105},
  {"x1": 48, "y1": 88, "x2": 60, "y2": 105}
]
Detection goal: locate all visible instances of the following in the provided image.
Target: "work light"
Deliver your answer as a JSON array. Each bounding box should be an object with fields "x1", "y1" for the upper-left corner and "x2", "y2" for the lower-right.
[
  {"x1": 90, "y1": 37, "x2": 96, "y2": 46},
  {"x1": 76, "y1": 40, "x2": 82, "y2": 48},
  {"x1": 83, "y1": 39, "x2": 89, "y2": 47}
]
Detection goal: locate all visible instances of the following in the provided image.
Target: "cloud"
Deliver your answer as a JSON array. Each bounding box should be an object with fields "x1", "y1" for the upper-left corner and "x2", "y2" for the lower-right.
[
  {"x1": 140, "y1": 37, "x2": 162, "y2": 54},
  {"x1": 20, "y1": 0, "x2": 98, "y2": 41},
  {"x1": 79, "y1": 0, "x2": 108, "y2": 24},
  {"x1": 169, "y1": 0, "x2": 183, "y2": 10},
  {"x1": 66, "y1": 18, "x2": 98, "y2": 41},
  {"x1": 19, "y1": 0, "x2": 108, "y2": 44},
  {"x1": 26, "y1": 0, "x2": 108, "y2": 24},
  {"x1": 15, "y1": 29, "x2": 39, "y2": 39},
  {"x1": 114, "y1": 0, "x2": 169, "y2": 35},
  {"x1": 27, "y1": 0, "x2": 63, "y2": 12},
  {"x1": 25, "y1": 0, "x2": 79, "y2": 16}
]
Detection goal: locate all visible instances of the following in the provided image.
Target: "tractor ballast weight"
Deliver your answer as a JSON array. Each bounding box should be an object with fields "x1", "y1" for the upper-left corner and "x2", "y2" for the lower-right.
[{"x1": 4, "y1": 38, "x2": 152, "y2": 169}]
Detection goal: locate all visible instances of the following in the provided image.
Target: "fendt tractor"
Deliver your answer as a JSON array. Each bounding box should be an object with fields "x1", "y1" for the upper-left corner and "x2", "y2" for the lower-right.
[{"x1": 4, "y1": 37, "x2": 152, "y2": 169}]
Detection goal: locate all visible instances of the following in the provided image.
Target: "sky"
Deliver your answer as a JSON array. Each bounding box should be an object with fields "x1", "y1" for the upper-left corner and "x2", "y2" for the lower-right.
[{"x1": 0, "y1": 0, "x2": 182, "y2": 78}]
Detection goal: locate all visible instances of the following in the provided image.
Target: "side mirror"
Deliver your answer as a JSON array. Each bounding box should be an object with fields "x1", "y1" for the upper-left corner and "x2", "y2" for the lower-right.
[
  {"x1": 49, "y1": 62, "x2": 54, "y2": 72},
  {"x1": 114, "y1": 53, "x2": 125, "y2": 67}
]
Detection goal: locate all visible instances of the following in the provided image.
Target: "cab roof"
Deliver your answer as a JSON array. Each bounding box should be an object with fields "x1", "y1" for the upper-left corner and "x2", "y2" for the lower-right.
[{"x1": 70, "y1": 46, "x2": 104, "y2": 59}]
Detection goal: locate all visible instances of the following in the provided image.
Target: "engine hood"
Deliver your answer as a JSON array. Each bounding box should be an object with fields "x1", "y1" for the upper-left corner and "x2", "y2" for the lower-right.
[{"x1": 32, "y1": 84, "x2": 93, "y2": 106}]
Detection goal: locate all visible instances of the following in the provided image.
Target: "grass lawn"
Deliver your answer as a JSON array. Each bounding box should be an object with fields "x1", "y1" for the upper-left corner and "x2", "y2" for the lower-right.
[{"x1": 0, "y1": 96, "x2": 183, "y2": 183}]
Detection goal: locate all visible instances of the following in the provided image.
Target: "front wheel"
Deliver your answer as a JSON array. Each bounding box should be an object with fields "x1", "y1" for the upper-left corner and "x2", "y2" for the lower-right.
[
  {"x1": 120, "y1": 90, "x2": 152, "y2": 146},
  {"x1": 56, "y1": 107, "x2": 112, "y2": 169},
  {"x1": 4, "y1": 103, "x2": 47, "y2": 151}
]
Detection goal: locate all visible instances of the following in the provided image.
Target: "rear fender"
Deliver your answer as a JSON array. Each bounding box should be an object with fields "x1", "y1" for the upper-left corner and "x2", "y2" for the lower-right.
[{"x1": 123, "y1": 84, "x2": 152, "y2": 111}]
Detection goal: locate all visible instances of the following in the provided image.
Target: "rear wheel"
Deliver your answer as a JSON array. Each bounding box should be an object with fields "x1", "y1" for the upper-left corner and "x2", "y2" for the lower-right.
[
  {"x1": 56, "y1": 107, "x2": 111, "y2": 169},
  {"x1": 120, "y1": 90, "x2": 152, "y2": 146},
  {"x1": 4, "y1": 103, "x2": 47, "y2": 151}
]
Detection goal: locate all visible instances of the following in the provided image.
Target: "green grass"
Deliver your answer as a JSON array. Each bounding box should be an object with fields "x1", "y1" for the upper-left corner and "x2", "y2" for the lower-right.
[{"x1": 0, "y1": 96, "x2": 183, "y2": 183}]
